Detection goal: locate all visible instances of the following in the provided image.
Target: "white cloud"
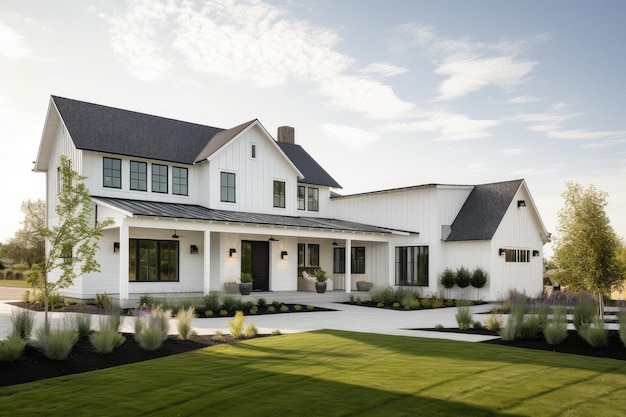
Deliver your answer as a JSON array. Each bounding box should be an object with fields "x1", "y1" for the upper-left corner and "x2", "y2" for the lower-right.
[
  {"x1": 499, "y1": 148, "x2": 527, "y2": 156},
  {"x1": 359, "y1": 62, "x2": 408, "y2": 78},
  {"x1": 320, "y1": 124, "x2": 381, "y2": 151},
  {"x1": 546, "y1": 129, "x2": 626, "y2": 140},
  {"x1": 0, "y1": 21, "x2": 31, "y2": 60},
  {"x1": 509, "y1": 95, "x2": 541, "y2": 104}
]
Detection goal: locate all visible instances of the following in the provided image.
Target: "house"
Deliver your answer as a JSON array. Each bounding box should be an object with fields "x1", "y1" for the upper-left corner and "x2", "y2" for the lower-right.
[{"x1": 34, "y1": 96, "x2": 550, "y2": 306}]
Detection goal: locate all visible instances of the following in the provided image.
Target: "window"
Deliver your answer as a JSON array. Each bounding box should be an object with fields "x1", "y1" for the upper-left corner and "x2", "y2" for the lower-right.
[
  {"x1": 56, "y1": 166, "x2": 62, "y2": 195},
  {"x1": 251, "y1": 144, "x2": 256, "y2": 159},
  {"x1": 130, "y1": 161, "x2": 147, "y2": 191},
  {"x1": 298, "y1": 243, "x2": 305, "y2": 267},
  {"x1": 395, "y1": 246, "x2": 429, "y2": 286},
  {"x1": 220, "y1": 172, "x2": 236, "y2": 202},
  {"x1": 152, "y1": 164, "x2": 168, "y2": 193},
  {"x1": 333, "y1": 247, "x2": 365, "y2": 274},
  {"x1": 103, "y1": 157, "x2": 121, "y2": 188},
  {"x1": 273, "y1": 180, "x2": 285, "y2": 208},
  {"x1": 297, "y1": 186, "x2": 306, "y2": 210},
  {"x1": 129, "y1": 239, "x2": 179, "y2": 282},
  {"x1": 307, "y1": 187, "x2": 319, "y2": 211},
  {"x1": 173, "y1": 167, "x2": 188, "y2": 196},
  {"x1": 505, "y1": 249, "x2": 530, "y2": 263},
  {"x1": 308, "y1": 244, "x2": 319, "y2": 267}
]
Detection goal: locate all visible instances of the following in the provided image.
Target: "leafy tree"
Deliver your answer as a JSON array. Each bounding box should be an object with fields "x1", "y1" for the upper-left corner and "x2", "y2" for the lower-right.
[
  {"x1": 470, "y1": 267, "x2": 488, "y2": 300},
  {"x1": 28, "y1": 156, "x2": 113, "y2": 326},
  {"x1": 455, "y1": 267, "x2": 471, "y2": 290},
  {"x1": 553, "y1": 182, "x2": 624, "y2": 317},
  {"x1": 4, "y1": 199, "x2": 45, "y2": 268},
  {"x1": 439, "y1": 267, "x2": 456, "y2": 299}
]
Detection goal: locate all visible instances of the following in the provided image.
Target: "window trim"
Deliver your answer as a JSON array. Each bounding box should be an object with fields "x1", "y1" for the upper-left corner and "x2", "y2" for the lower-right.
[
  {"x1": 273, "y1": 180, "x2": 286, "y2": 208},
  {"x1": 103, "y1": 157, "x2": 122, "y2": 189},
  {"x1": 130, "y1": 160, "x2": 147, "y2": 192},
  {"x1": 172, "y1": 166, "x2": 188, "y2": 196},
  {"x1": 151, "y1": 163, "x2": 168, "y2": 194},
  {"x1": 220, "y1": 171, "x2": 236, "y2": 203}
]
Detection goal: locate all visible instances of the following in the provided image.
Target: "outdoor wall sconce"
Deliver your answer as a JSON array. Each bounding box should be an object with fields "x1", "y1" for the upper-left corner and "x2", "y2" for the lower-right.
[
  {"x1": 268, "y1": 236, "x2": 278, "y2": 242},
  {"x1": 190, "y1": 245, "x2": 199, "y2": 254},
  {"x1": 113, "y1": 242, "x2": 120, "y2": 253},
  {"x1": 332, "y1": 240, "x2": 338, "y2": 246},
  {"x1": 499, "y1": 248, "x2": 506, "y2": 256},
  {"x1": 533, "y1": 250, "x2": 540, "y2": 257},
  {"x1": 517, "y1": 200, "x2": 526, "y2": 207},
  {"x1": 229, "y1": 248, "x2": 237, "y2": 258},
  {"x1": 281, "y1": 251, "x2": 288, "y2": 260}
]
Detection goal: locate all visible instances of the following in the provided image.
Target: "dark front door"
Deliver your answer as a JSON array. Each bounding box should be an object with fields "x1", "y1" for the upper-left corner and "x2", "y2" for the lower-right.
[{"x1": 242, "y1": 240, "x2": 269, "y2": 291}]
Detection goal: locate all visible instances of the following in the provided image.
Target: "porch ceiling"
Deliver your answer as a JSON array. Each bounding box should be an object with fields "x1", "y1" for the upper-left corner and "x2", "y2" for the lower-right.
[{"x1": 92, "y1": 196, "x2": 414, "y2": 236}]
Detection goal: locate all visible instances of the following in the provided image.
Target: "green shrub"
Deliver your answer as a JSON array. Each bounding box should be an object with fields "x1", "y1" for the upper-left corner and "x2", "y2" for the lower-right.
[
  {"x1": 369, "y1": 286, "x2": 396, "y2": 305},
  {"x1": 280, "y1": 305, "x2": 289, "y2": 312},
  {"x1": 472, "y1": 321, "x2": 482, "y2": 330},
  {"x1": 294, "y1": 304, "x2": 302, "y2": 311},
  {"x1": 177, "y1": 298, "x2": 200, "y2": 314},
  {"x1": 350, "y1": 294, "x2": 355, "y2": 303},
  {"x1": 376, "y1": 302, "x2": 384, "y2": 308},
  {"x1": 271, "y1": 329, "x2": 282, "y2": 336},
  {"x1": 401, "y1": 292, "x2": 416, "y2": 309},
  {"x1": 249, "y1": 305, "x2": 258, "y2": 314},
  {"x1": 408, "y1": 299, "x2": 421, "y2": 309},
  {"x1": 95, "y1": 292, "x2": 114, "y2": 310},
  {"x1": 434, "y1": 324, "x2": 444, "y2": 331},
  {"x1": 134, "y1": 306, "x2": 171, "y2": 351},
  {"x1": 579, "y1": 318, "x2": 608, "y2": 348},
  {"x1": 21, "y1": 290, "x2": 31, "y2": 304},
  {"x1": 431, "y1": 298, "x2": 444, "y2": 309},
  {"x1": 219, "y1": 309, "x2": 228, "y2": 316},
  {"x1": 445, "y1": 299, "x2": 455, "y2": 307},
  {"x1": 470, "y1": 267, "x2": 488, "y2": 290},
  {"x1": 10, "y1": 308, "x2": 35, "y2": 340},
  {"x1": 573, "y1": 297, "x2": 596, "y2": 331},
  {"x1": 0, "y1": 334, "x2": 27, "y2": 362},
  {"x1": 205, "y1": 310, "x2": 214, "y2": 317},
  {"x1": 90, "y1": 318, "x2": 125, "y2": 354},
  {"x1": 245, "y1": 323, "x2": 258, "y2": 337},
  {"x1": 257, "y1": 298, "x2": 267, "y2": 308},
  {"x1": 34, "y1": 327, "x2": 79, "y2": 360},
  {"x1": 440, "y1": 268, "x2": 456, "y2": 293},
  {"x1": 306, "y1": 305, "x2": 314, "y2": 311},
  {"x1": 543, "y1": 307, "x2": 568, "y2": 345},
  {"x1": 212, "y1": 330, "x2": 224, "y2": 342},
  {"x1": 455, "y1": 267, "x2": 471, "y2": 289},
  {"x1": 420, "y1": 298, "x2": 432, "y2": 308},
  {"x1": 176, "y1": 307, "x2": 196, "y2": 340},
  {"x1": 222, "y1": 296, "x2": 240, "y2": 312},
  {"x1": 618, "y1": 311, "x2": 626, "y2": 347},
  {"x1": 517, "y1": 314, "x2": 542, "y2": 339},
  {"x1": 500, "y1": 315, "x2": 518, "y2": 341},
  {"x1": 271, "y1": 300, "x2": 281, "y2": 308},
  {"x1": 70, "y1": 314, "x2": 92, "y2": 338},
  {"x1": 484, "y1": 314, "x2": 503, "y2": 332},
  {"x1": 455, "y1": 302, "x2": 472, "y2": 330},
  {"x1": 228, "y1": 311, "x2": 246, "y2": 339},
  {"x1": 392, "y1": 302, "x2": 401, "y2": 309},
  {"x1": 531, "y1": 304, "x2": 551, "y2": 329},
  {"x1": 267, "y1": 306, "x2": 276, "y2": 313},
  {"x1": 203, "y1": 292, "x2": 221, "y2": 311}
]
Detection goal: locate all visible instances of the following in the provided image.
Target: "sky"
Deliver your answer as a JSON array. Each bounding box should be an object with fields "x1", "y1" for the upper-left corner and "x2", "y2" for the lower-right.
[{"x1": 1, "y1": 0, "x2": 625, "y2": 258}]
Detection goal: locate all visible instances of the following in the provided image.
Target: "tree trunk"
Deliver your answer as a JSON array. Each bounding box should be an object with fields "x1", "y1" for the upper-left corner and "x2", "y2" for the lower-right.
[{"x1": 598, "y1": 290, "x2": 604, "y2": 320}]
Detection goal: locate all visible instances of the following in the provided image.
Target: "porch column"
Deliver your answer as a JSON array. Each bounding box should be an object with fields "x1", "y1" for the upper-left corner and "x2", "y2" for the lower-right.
[
  {"x1": 344, "y1": 238, "x2": 352, "y2": 293},
  {"x1": 203, "y1": 230, "x2": 211, "y2": 294},
  {"x1": 119, "y1": 220, "x2": 129, "y2": 307}
]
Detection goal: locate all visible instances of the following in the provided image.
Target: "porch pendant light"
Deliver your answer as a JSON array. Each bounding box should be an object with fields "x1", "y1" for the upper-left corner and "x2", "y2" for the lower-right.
[
  {"x1": 172, "y1": 230, "x2": 179, "y2": 239},
  {"x1": 268, "y1": 236, "x2": 278, "y2": 241}
]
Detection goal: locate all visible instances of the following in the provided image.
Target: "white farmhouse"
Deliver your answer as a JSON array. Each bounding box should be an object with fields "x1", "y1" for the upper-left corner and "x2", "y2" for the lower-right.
[{"x1": 34, "y1": 96, "x2": 550, "y2": 306}]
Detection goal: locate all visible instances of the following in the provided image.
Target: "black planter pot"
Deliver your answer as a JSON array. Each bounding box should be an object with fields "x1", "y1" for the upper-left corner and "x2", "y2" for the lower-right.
[
  {"x1": 239, "y1": 282, "x2": 253, "y2": 295},
  {"x1": 315, "y1": 281, "x2": 327, "y2": 293}
]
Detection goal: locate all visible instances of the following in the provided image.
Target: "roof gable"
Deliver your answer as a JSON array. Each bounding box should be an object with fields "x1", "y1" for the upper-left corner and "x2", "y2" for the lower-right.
[
  {"x1": 277, "y1": 142, "x2": 342, "y2": 189},
  {"x1": 445, "y1": 179, "x2": 523, "y2": 241}
]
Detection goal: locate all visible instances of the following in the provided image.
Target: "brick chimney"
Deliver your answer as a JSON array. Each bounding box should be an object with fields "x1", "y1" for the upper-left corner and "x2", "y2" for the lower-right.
[{"x1": 277, "y1": 126, "x2": 295, "y2": 144}]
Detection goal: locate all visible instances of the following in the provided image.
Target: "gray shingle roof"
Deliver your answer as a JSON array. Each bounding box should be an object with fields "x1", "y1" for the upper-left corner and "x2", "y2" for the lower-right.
[
  {"x1": 93, "y1": 196, "x2": 405, "y2": 234},
  {"x1": 445, "y1": 179, "x2": 523, "y2": 241},
  {"x1": 277, "y1": 142, "x2": 342, "y2": 188},
  {"x1": 52, "y1": 96, "x2": 223, "y2": 165}
]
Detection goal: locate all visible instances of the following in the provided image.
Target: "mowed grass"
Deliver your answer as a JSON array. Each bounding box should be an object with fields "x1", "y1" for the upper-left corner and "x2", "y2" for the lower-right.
[{"x1": 2, "y1": 330, "x2": 626, "y2": 417}]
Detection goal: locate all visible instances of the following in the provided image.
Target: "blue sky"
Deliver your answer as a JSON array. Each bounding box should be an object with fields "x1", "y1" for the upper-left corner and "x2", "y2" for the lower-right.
[{"x1": 1, "y1": 0, "x2": 625, "y2": 257}]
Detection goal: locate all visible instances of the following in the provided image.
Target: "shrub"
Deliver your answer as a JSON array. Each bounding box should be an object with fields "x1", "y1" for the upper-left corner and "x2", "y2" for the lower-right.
[
  {"x1": 470, "y1": 267, "x2": 488, "y2": 297},
  {"x1": 369, "y1": 286, "x2": 396, "y2": 305},
  {"x1": 10, "y1": 308, "x2": 35, "y2": 340},
  {"x1": 257, "y1": 298, "x2": 267, "y2": 308},
  {"x1": 177, "y1": 298, "x2": 200, "y2": 314},
  {"x1": 434, "y1": 324, "x2": 444, "y2": 330},
  {"x1": 271, "y1": 300, "x2": 281, "y2": 308},
  {"x1": 176, "y1": 307, "x2": 196, "y2": 340},
  {"x1": 33, "y1": 327, "x2": 79, "y2": 360},
  {"x1": 401, "y1": 292, "x2": 416, "y2": 309},
  {"x1": 500, "y1": 315, "x2": 518, "y2": 341},
  {"x1": 294, "y1": 304, "x2": 302, "y2": 311},
  {"x1": 203, "y1": 292, "x2": 221, "y2": 312},
  {"x1": 455, "y1": 302, "x2": 473, "y2": 330},
  {"x1": 0, "y1": 334, "x2": 27, "y2": 362},
  {"x1": 205, "y1": 310, "x2": 214, "y2": 317},
  {"x1": 228, "y1": 311, "x2": 246, "y2": 339},
  {"x1": 618, "y1": 311, "x2": 626, "y2": 347},
  {"x1": 138, "y1": 294, "x2": 157, "y2": 309},
  {"x1": 408, "y1": 299, "x2": 421, "y2": 309},
  {"x1": 249, "y1": 305, "x2": 258, "y2": 314},
  {"x1": 440, "y1": 268, "x2": 456, "y2": 293},
  {"x1": 517, "y1": 314, "x2": 542, "y2": 339},
  {"x1": 134, "y1": 306, "x2": 171, "y2": 351},
  {"x1": 90, "y1": 316, "x2": 125, "y2": 354},
  {"x1": 219, "y1": 309, "x2": 228, "y2": 316},
  {"x1": 69, "y1": 314, "x2": 92, "y2": 338},
  {"x1": 306, "y1": 305, "x2": 314, "y2": 311},
  {"x1": 271, "y1": 329, "x2": 282, "y2": 336},
  {"x1": 543, "y1": 307, "x2": 568, "y2": 345},
  {"x1": 22, "y1": 290, "x2": 31, "y2": 304},
  {"x1": 431, "y1": 298, "x2": 444, "y2": 309},
  {"x1": 267, "y1": 306, "x2": 276, "y2": 313},
  {"x1": 420, "y1": 298, "x2": 432, "y2": 309},
  {"x1": 484, "y1": 314, "x2": 503, "y2": 332},
  {"x1": 392, "y1": 302, "x2": 401, "y2": 309},
  {"x1": 222, "y1": 296, "x2": 243, "y2": 312},
  {"x1": 376, "y1": 302, "x2": 384, "y2": 308},
  {"x1": 455, "y1": 267, "x2": 471, "y2": 289},
  {"x1": 445, "y1": 299, "x2": 455, "y2": 307},
  {"x1": 573, "y1": 296, "x2": 596, "y2": 331},
  {"x1": 95, "y1": 292, "x2": 113, "y2": 310},
  {"x1": 280, "y1": 305, "x2": 289, "y2": 312},
  {"x1": 579, "y1": 318, "x2": 608, "y2": 348},
  {"x1": 212, "y1": 330, "x2": 224, "y2": 342},
  {"x1": 245, "y1": 323, "x2": 258, "y2": 337}
]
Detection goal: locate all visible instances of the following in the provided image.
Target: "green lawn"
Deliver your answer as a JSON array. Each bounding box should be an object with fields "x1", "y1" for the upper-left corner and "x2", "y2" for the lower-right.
[
  {"x1": 2, "y1": 330, "x2": 625, "y2": 416},
  {"x1": 0, "y1": 279, "x2": 30, "y2": 288}
]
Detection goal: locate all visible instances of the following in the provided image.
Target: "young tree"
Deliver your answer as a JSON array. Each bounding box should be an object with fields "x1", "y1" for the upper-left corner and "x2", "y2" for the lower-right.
[
  {"x1": 553, "y1": 182, "x2": 624, "y2": 317},
  {"x1": 5, "y1": 199, "x2": 45, "y2": 268},
  {"x1": 28, "y1": 155, "x2": 113, "y2": 327}
]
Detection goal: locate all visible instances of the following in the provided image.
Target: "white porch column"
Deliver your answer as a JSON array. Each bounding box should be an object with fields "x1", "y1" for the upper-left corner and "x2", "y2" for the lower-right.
[
  {"x1": 203, "y1": 230, "x2": 211, "y2": 294},
  {"x1": 344, "y1": 238, "x2": 352, "y2": 293},
  {"x1": 119, "y1": 220, "x2": 129, "y2": 307}
]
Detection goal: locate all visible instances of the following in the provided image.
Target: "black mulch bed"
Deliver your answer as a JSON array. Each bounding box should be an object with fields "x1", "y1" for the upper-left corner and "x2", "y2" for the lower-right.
[
  {"x1": 0, "y1": 333, "x2": 242, "y2": 387},
  {"x1": 415, "y1": 328, "x2": 626, "y2": 361}
]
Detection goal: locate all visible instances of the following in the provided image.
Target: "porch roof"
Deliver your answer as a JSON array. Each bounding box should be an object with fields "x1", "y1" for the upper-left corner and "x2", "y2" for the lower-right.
[{"x1": 92, "y1": 196, "x2": 414, "y2": 236}]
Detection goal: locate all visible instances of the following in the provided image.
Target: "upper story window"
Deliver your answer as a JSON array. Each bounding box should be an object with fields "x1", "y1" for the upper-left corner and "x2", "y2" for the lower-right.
[
  {"x1": 297, "y1": 186, "x2": 305, "y2": 210},
  {"x1": 273, "y1": 180, "x2": 285, "y2": 208},
  {"x1": 307, "y1": 187, "x2": 319, "y2": 212},
  {"x1": 103, "y1": 157, "x2": 121, "y2": 189},
  {"x1": 173, "y1": 167, "x2": 188, "y2": 196},
  {"x1": 130, "y1": 161, "x2": 147, "y2": 191},
  {"x1": 152, "y1": 164, "x2": 168, "y2": 193},
  {"x1": 220, "y1": 171, "x2": 236, "y2": 203},
  {"x1": 251, "y1": 144, "x2": 256, "y2": 159}
]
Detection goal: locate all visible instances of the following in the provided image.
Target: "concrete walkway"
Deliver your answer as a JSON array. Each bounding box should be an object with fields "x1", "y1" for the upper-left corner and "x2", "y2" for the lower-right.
[{"x1": 0, "y1": 291, "x2": 499, "y2": 342}]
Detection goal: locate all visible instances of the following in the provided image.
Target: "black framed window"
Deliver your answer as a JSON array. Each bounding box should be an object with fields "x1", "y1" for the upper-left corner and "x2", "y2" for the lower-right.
[
  {"x1": 395, "y1": 246, "x2": 428, "y2": 286},
  {"x1": 129, "y1": 239, "x2": 179, "y2": 282},
  {"x1": 173, "y1": 167, "x2": 188, "y2": 196},
  {"x1": 333, "y1": 247, "x2": 365, "y2": 274},
  {"x1": 251, "y1": 144, "x2": 256, "y2": 159},
  {"x1": 220, "y1": 172, "x2": 236, "y2": 202},
  {"x1": 152, "y1": 164, "x2": 168, "y2": 193},
  {"x1": 307, "y1": 187, "x2": 319, "y2": 211},
  {"x1": 297, "y1": 186, "x2": 306, "y2": 210},
  {"x1": 298, "y1": 243, "x2": 305, "y2": 267},
  {"x1": 505, "y1": 249, "x2": 530, "y2": 263},
  {"x1": 308, "y1": 244, "x2": 319, "y2": 267},
  {"x1": 130, "y1": 161, "x2": 147, "y2": 191},
  {"x1": 273, "y1": 180, "x2": 285, "y2": 208},
  {"x1": 103, "y1": 157, "x2": 121, "y2": 188}
]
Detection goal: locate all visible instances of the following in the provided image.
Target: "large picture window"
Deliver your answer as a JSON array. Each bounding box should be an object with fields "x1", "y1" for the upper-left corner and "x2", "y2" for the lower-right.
[
  {"x1": 395, "y1": 246, "x2": 429, "y2": 286},
  {"x1": 273, "y1": 180, "x2": 285, "y2": 208},
  {"x1": 103, "y1": 157, "x2": 121, "y2": 188},
  {"x1": 130, "y1": 161, "x2": 147, "y2": 191},
  {"x1": 173, "y1": 166, "x2": 188, "y2": 196},
  {"x1": 220, "y1": 172, "x2": 236, "y2": 202},
  {"x1": 129, "y1": 239, "x2": 179, "y2": 282},
  {"x1": 152, "y1": 164, "x2": 168, "y2": 193},
  {"x1": 333, "y1": 247, "x2": 365, "y2": 274},
  {"x1": 307, "y1": 187, "x2": 319, "y2": 211}
]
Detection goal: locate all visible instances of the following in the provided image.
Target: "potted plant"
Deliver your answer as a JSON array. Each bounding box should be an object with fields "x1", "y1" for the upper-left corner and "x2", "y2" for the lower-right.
[
  {"x1": 224, "y1": 279, "x2": 239, "y2": 294},
  {"x1": 315, "y1": 270, "x2": 328, "y2": 293},
  {"x1": 356, "y1": 280, "x2": 373, "y2": 291},
  {"x1": 239, "y1": 273, "x2": 253, "y2": 295}
]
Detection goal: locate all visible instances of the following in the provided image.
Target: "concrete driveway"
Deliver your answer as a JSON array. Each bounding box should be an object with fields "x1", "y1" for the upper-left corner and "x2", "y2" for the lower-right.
[{"x1": 0, "y1": 285, "x2": 27, "y2": 301}]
